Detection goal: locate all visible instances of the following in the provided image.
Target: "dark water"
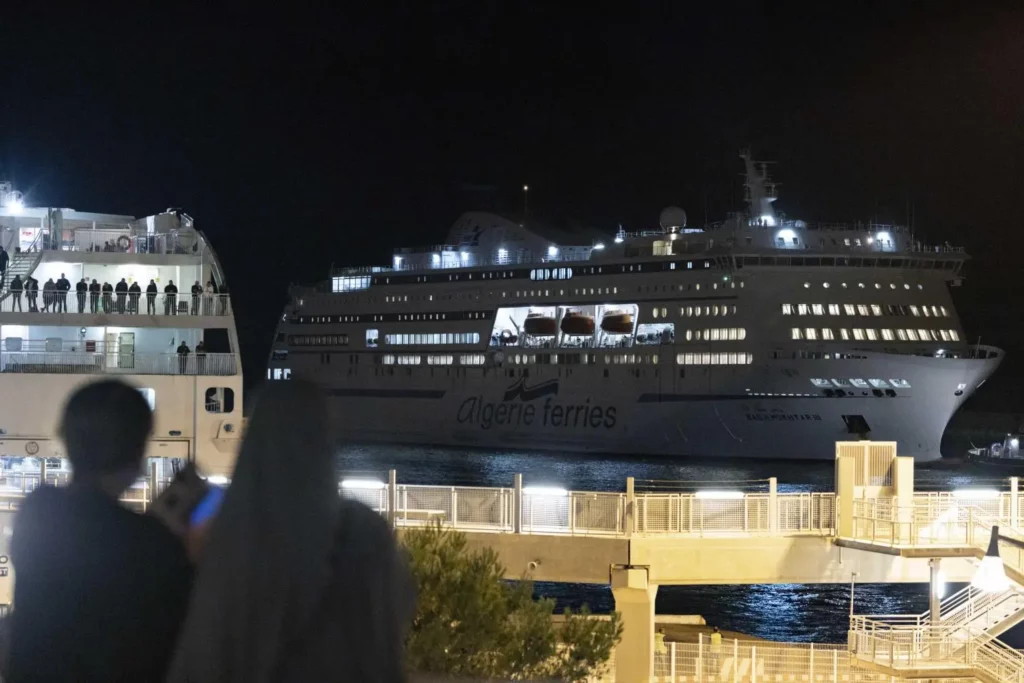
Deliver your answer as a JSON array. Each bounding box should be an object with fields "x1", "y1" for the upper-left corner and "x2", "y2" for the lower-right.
[{"x1": 337, "y1": 445, "x2": 1018, "y2": 645}]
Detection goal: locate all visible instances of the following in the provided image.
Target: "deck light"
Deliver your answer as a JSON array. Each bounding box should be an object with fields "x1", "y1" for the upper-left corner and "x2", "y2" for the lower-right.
[
  {"x1": 695, "y1": 491, "x2": 744, "y2": 500},
  {"x1": 951, "y1": 489, "x2": 1000, "y2": 500},
  {"x1": 340, "y1": 479, "x2": 386, "y2": 490},
  {"x1": 971, "y1": 526, "x2": 1009, "y2": 593},
  {"x1": 205, "y1": 475, "x2": 230, "y2": 486},
  {"x1": 547, "y1": 246, "x2": 559, "y2": 258},
  {"x1": 593, "y1": 243, "x2": 605, "y2": 250},
  {"x1": 522, "y1": 486, "x2": 568, "y2": 496}
]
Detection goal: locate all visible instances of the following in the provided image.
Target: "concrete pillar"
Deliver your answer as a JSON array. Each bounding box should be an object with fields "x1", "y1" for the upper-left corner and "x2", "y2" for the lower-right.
[
  {"x1": 929, "y1": 558, "x2": 942, "y2": 623},
  {"x1": 892, "y1": 456, "x2": 915, "y2": 544},
  {"x1": 387, "y1": 469, "x2": 398, "y2": 530},
  {"x1": 835, "y1": 455, "x2": 855, "y2": 538},
  {"x1": 611, "y1": 566, "x2": 657, "y2": 683},
  {"x1": 1011, "y1": 477, "x2": 1019, "y2": 528},
  {"x1": 768, "y1": 477, "x2": 778, "y2": 533},
  {"x1": 513, "y1": 473, "x2": 523, "y2": 534},
  {"x1": 626, "y1": 476, "x2": 635, "y2": 537}
]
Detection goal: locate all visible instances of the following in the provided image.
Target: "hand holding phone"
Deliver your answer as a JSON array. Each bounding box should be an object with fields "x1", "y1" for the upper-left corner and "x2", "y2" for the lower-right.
[{"x1": 148, "y1": 463, "x2": 210, "y2": 537}]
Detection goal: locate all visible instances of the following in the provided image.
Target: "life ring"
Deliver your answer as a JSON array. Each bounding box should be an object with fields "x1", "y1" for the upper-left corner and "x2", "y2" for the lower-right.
[{"x1": 116, "y1": 235, "x2": 131, "y2": 252}]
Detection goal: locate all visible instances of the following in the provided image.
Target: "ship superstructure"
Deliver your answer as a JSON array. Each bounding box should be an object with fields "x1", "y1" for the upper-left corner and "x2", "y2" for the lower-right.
[
  {"x1": 0, "y1": 184, "x2": 242, "y2": 475},
  {"x1": 267, "y1": 156, "x2": 1000, "y2": 460}
]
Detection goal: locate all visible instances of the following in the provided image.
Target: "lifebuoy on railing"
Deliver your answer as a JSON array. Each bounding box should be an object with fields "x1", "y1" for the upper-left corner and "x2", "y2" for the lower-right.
[{"x1": 116, "y1": 235, "x2": 131, "y2": 252}]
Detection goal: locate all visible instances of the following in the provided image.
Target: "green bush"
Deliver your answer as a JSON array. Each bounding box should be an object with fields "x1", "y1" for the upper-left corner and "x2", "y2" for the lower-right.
[{"x1": 403, "y1": 524, "x2": 621, "y2": 681}]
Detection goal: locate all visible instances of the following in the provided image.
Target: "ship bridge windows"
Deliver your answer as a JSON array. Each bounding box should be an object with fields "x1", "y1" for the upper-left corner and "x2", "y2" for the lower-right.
[
  {"x1": 676, "y1": 352, "x2": 753, "y2": 365},
  {"x1": 332, "y1": 276, "x2": 370, "y2": 292},
  {"x1": 385, "y1": 332, "x2": 481, "y2": 345}
]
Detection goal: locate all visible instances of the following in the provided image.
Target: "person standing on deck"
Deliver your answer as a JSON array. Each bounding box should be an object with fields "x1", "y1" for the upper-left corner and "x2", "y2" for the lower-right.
[
  {"x1": 146, "y1": 279, "x2": 158, "y2": 314},
  {"x1": 9, "y1": 275, "x2": 22, "y2": 312},
  {"x1": 0, "y1": 247, "x2": 8, "y2": 288},
  {"x1": 42, "y1": 278, "x2": 55, "y2": 312},
  {"x1": 191, "y1": 281, "x2": 202, "y2": 315},
  {"x1": 195, "y1": 340, "x2": 206, "y2": 375},
  {"x1": 217, "y1": 281, "x2": 229, "y2": 315},
  {"x1": 89, "y1": 279, "x2": 101, "y2": 313},
  {"x1": 26, "y1": 277, "x2": 38, "y2": 313},
  {"x1": 56, "y1": 273, "x2": 70, "y2": 313},
  {"x1": 101, "y1": 281, "x2": 114, "y2": 313},
  {"x1": 165, "y1": 280, "x2": 178, "y2": 315},
  {"x1": 115, "y1": 278, "x2": 128, "y2": 314},
  {"x1": 177, "y1": 341, "x2": 190, "y2": 374},
  {"x1": 76, "y1": 277, "x2": 87, "y2": 313},
  {"x1": 128, "y1": 280, "x2": 141, "y2": 314}
]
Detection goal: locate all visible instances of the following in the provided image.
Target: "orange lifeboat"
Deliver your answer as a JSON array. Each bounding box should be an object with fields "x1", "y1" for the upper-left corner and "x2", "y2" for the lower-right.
[
  {"x1": 560, "y1": 311, "x2": 595, "y2": 336},
  {"x1": 601, "y1": 311, "x2": 634, "y2": 335},
  {"x1": 523, "y1": 313, "x2": 558, "y2": 336}
]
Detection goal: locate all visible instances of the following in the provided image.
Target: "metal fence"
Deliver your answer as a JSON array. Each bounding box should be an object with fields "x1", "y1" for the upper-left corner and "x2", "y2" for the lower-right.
[
  {"x1": 0, "y1": 351, "x2": 238, "y2": 376},
  {"x1": 340, "y1": 481, "x2": 836, "y2": 538},
  {"x1": 0, "y1": 290, "x2": 231, "y2": 317}
]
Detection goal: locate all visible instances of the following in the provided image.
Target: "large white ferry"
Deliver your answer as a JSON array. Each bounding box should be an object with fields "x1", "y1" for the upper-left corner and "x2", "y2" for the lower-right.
[
  {"x1": 0, "y1": 183, "x2": 242, "y2": 476},
  {"x1": 268, "y1": 155, "x2": 1001, "y2": 461}
]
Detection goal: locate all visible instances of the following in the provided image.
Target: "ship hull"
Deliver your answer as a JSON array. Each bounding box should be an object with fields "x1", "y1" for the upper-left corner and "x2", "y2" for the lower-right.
[{"x1": 324, "y1": 351, "x2": 1001, "y2": 461}]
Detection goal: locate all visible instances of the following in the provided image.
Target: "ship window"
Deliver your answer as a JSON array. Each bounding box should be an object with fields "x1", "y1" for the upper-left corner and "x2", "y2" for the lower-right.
[
  {"x1": 366, "y1": 329, "x2": 379, "y2": 348},
  {"x1": 828, "y1": 304, "x2": 840, "y2": 315},
  {"x1": 890, "y1": 283, "x2": 897, "y2": 289},
  {"x1": 694, "y1": 307, "x2": 702, "y2": 318},
  {"x1": 858, "y1": 283, "x2": 865, "y2": 289},
  {"x1": 930, "y1": 305, "x2": 941, "y2": 317},
  {"x1": 811, "y1": 378, "x2": 832, "y2": 388},
  {"x1": 791, "y1": 328, "x2": 802, "y2": 340},
  {"x1": 685, "y1": 330, "x2": 692, "y2": 341},
  {"x1": 852, "y1": 329, "x2": 865, "y2": 340},
  {"x1": 812, "y1": 304, "x2": 824, "y2": 315},
  {"x1": 797, "y1": 304, "x2": 808, "y2": 315},
  {"x1": 850, "y1": 378, "x2": 869, "y2": 388},
  {"x1": 921, "y1": 306, "x2": 931, "y2": 317},
  {"x1": 805, "y1": 328, "x2": 817, "y2": 340},
  {"x1": 840, "y1": 329, "x2": 850, "y2": 340},
  {"x1": 782, "y1": 304, "x2": 793, "y2": 315},
  {"x1": 871, "y1": 305, "x2": 882, "y2": 316},
  {"x1": 896, "y1": 329, "x2": 908, "y2": 341},
  {"x1": 832, "y1": 378, "x2": 852, "y2": 387},
  {"x1": 918, "y1": 329, "x2": 930, "y2": 341},
  {"x1": 909, "y1": 305, "x2": 920, "y2": 316},
  {"x1": 844, "y1": 238, "x2": 851, "y2": 246},
  {"x1": 906, "y1": 329, "x2": 919, "y2": 341},
  {"x1": 857, "y1": 305, "x2": 869, "y2": 316},
  {"x1": 204, "y1": 388, "x2": 235, "y2": 414},
  {"x1": 869, "y1": 379, "x2": 889, "y2": 388},
  {"x1": 939, "y1": 329, "x2": 950, "y2": 341},
  {"x1": 652, "y1": 308, "x2": 659, "y2": 319},
  {"x1": 822, "y1": 328, "x2": 834, "y2": 340},
  {"x1": 881, "y1": 329, "x2": 894, "y2": 341},
  {"x1": 855, "y1": 239, "x2": 862, "y2": 247},
  {"x1": 865, "y1": 329, "x2": 878, "y2": 341},
  {"x1": 803, "y1": 282, "x2": 810, "y2": 288},
  {"x1": 949, "y1": 329, "x2": 960, "y2": 341},
  {"x1": 823, "y1": 282, "x2": 830, "y2": 289},
  {"x1": 713, "y1": 305, "x2": 720, "y2": 316},
  {"x1": 889, "y1": 379, "x2": 911, "y2": 389},
  {"x1": 904, "y1": 284, "x2": 910, "y2": 290},
  {"x1": 660, "y1": 307, "x2": 667, "y2": 318},
  {"x1": 844, "y1": 305, "x2": 855, "y2": 315}
]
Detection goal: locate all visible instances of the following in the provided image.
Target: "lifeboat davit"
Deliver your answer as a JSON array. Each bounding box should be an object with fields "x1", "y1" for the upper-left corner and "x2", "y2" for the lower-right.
[
  {"x1": 523, "y1": 313, "x2": 558, "y2": 336},
  {"x1": 560, "y1": 311, "x2": 595, "y2": 336},
  {"x1": 601, "y1": 311, "x2": 634, "y2": 335}
]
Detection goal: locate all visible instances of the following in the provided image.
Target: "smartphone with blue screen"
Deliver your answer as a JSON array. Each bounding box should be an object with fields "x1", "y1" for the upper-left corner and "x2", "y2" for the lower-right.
[{"x1": 189, "y1": 485, "x2": 225, "y2": 527}]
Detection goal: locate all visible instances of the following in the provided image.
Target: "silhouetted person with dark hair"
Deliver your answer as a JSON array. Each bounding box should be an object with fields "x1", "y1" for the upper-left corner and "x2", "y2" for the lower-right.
[
  {"x1": 177, "y1": 340, "x2": 190, "y2": 374},
  {"x1": 102, "y1": 281, "x2": 113, "y2": 313},
  {"x1": 76, "y1": 277, "x2": 87, "y2": 313},
  {"x1": 146, "y1": 279, "x2": 158, "y2": 314},
  {"x1": 129, "y1": 280, "x2": 142, "y2": 314},
  {"x1": 88, "y1": 278, "x2": 100, "y2": 313},
  {"x1": 115, "y1": 277, "x2": 128, "y2": 314},
  {"x1": 6, "y1": 380, "x2": 193, "y2": 683},
  {"x1": 56, "y1": 272, "x2": 70, "y2": 312},
  {"x1": 165, "y1": 280, "x2": 178, "y2": 315},
  {"x1": 8, "y1": 275, "x2": 22, "y2": 312}
]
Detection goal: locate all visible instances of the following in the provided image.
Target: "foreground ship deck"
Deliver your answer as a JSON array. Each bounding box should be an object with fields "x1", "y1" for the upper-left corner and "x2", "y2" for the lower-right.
[
  {"x1": 268, "y1": 154, "x2": 1001, "y2": 461},
  {"x1": 0, "y1": 183, "x2": 243, "y2": 475}
]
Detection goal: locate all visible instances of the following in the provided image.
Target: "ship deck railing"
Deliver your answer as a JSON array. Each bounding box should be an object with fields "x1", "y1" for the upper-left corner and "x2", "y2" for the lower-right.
[
  {"x1": 0, "y1": 351, "x2": 238, "y2": 376},
  {"x1": 0, "y1": 291, "x2": 232, "y2": 317},
  {"x1": 29, "y1": 227, "x2": 200, "y2": 256}
]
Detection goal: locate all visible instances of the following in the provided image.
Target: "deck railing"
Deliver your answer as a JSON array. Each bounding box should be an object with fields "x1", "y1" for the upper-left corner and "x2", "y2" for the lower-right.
[
  {"x1": 0, "y1": 351, "x2": 238, "y2": 376},
  {"x1": 0, "y1": 290, "x2": 231, "y2": 316}
]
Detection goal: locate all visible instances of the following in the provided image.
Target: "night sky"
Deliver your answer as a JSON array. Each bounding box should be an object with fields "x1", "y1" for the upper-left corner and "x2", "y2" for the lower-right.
[{"x1": 1, "y1": 5, "x2": 1021, "y2": 409}]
